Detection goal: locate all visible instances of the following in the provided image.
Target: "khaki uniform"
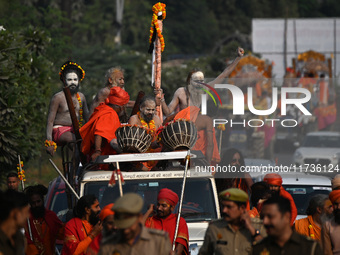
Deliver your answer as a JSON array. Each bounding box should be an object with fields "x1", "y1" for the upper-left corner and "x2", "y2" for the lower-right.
[
  {"x1": 199, "y1": 218, "x2": 266, "y2": 255},
  {"x1": 252, "y1": 231, "x2": 322, "y2": 255},
  {"x1": 98, "y1": 225, "x2": 172, "y2": 255}
]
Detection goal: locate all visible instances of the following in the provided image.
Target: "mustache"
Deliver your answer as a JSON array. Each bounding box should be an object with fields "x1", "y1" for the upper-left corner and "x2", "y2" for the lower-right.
[
  {"x1": 221, "y1": 213, "x2": 229, "y2": 218},
  {"x1": 264, "y1": 224, "x2": 274, "y2": 229}
]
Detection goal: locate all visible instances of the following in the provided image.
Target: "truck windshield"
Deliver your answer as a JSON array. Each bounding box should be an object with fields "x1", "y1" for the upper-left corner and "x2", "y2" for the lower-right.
[
  {"x1": 84, "y1": 178, "x2": 217, "y2": 222},
  {"x1": 284, "y1": 185, "x2": 331, "y2": 215}
]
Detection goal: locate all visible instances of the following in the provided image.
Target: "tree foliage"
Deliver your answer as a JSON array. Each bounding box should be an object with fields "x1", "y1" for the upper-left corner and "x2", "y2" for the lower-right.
[{"x1": 0, "y1": 27, "x2": 53, "y2": 176}]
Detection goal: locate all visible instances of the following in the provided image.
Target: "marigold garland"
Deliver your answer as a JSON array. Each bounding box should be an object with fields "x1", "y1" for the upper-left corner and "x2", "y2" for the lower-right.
[
  {"x1": 137, "y1": 111, "x2": 156, "y2": 133},
  {"x1": 76, "y1": 93, "x2": 84, "y2": 128},
  {"x1": 149, "y1": 2, "x2": 166, "y2": 52},
  {"x1": 217, "y1": 124, "x2": 226, "y2": 131},
  {"x1": 45, "y1": 140, "x2": 57, "y2": 152},
  {"x1": 59, "y1": 61, "x2": 86, "y2": 81},
  {"x1": 17, "y1": 161, "x2": 26, "y2": 181}
]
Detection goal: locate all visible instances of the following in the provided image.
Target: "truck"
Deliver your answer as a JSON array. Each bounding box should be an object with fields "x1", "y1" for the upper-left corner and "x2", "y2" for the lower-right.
[{"x1": 47, "y1": 151, "x2": 220, "y2": 254}]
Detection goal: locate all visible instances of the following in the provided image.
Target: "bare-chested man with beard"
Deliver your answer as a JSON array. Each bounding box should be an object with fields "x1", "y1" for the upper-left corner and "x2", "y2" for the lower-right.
[
  {"x1": 156, "y1": 47, "x2": 244, "y2": 116},
  {"x1": 128, "y1": 96, "x2": 162, "y2": 130},
  {"x1": 90, "y1": 67, "x2": 135, "y2": 121},
  {"x1": 45, "y1": 61, "x2": 89, "y2": 156}
]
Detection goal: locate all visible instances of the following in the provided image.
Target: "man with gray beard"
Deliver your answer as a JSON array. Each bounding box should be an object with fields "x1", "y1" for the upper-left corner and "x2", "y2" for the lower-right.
[
  {"x1": 155, "y1": 47, "x2": 244, "y2": 117},
  {"x1": 294, "y1": 194, "x2": 333, "y2": 241}
]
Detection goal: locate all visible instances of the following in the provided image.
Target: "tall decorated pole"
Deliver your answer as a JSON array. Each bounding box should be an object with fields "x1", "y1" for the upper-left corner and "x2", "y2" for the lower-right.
[{"x1": 149, "y1": 2, "x2": 166, "y2": 120}]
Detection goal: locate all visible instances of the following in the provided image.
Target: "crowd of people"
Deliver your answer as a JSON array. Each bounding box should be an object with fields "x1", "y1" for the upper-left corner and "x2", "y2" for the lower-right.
[{"x1": 2, "y1": 171, "x2": 340, "y2": 254}]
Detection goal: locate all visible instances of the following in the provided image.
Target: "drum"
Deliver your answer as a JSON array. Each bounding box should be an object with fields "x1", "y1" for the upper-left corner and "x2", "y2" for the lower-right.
[
  {"x1": 116, "y1": 125, "x2": 153, "y2": 153},
  {"x1": 159, "y1": 119, "x2": 197, "y2": 151}
]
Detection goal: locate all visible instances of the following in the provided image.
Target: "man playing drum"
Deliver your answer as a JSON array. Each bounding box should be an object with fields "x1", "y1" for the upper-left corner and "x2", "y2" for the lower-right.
[
  {"x1": 128, "y1": 96, "x2": 162, "y2": 171},
  {"x1": 128, "y1": 96, "x2": 162, "y2": 130},
  {"x1": 45, "y1": 61, "x2": 89, "y2": 156}
]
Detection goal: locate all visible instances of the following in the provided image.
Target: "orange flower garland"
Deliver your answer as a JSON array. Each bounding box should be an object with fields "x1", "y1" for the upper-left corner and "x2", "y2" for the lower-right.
[
  {"x1": 45, "y1": 140, "x2": 57, "y2": 152},
  {"x1": 137, "y1": 112, "x2": 156, "y2": 133},
  {"x1": 76, "y1": 93, "x2": 83, "y2": 128},
  {"x1": 149, "y1": 2, "x2": 166, "y2": 52},
  {"x1": 217, "y1": 124, "x2": 226, "y2": 131},
  {"x1": 17, "y1": 161, "x2": 26, "y2": 182},
  {"x1": 59, "y1": 61, "x2": 85, "y2": 81}
]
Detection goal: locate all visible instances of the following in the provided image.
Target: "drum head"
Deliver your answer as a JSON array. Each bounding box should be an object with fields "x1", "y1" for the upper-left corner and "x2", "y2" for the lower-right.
[
  {"x1": 116, "y1": 125, "x2": 153, "y2": 153},
  {"x1": 160, "y1": 119, "x2": 197, "y2": 151}
]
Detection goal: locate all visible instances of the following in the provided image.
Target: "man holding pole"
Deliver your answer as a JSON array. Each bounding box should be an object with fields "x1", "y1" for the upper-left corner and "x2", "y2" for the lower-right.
[
  {"x1": 155, "y1": 47, "x2": 244, "y2": 117},
  {"x1": 145, "y1": 188, "x2": 189, "y2": 255},
  {"x1": 45, "y1": 61, "x2": 89, "y2": 156},
  {"x1": 24, "y1": 184, "x2": 64, "y2": 255}
]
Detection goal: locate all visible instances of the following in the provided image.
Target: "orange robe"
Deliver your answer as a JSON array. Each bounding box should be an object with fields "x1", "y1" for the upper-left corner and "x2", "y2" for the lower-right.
[
  {"x1": 248, "y1": 207, "x2": 259, "y2": 218},
  {"x1": 145, "y1": 214, "x2": 189, "y2": 254},
  {"x1": 80, "y1": 103, "x2": 121, "y2": 158},
  {"x1": 294, "y1": 215, "x2": 321, "y2": 241},
  {"x1": 25, "y1": 209, "x2": 63, "y2": 255},
  {"x1": 62, "y1": 218, "x2": 94, "y2": 255},
  {"x1": 174, "y1": 106, "x2": 220, "y2": 164},
  {"x1": 280, "y1": 187, "x2": 298, "y2": 226}
]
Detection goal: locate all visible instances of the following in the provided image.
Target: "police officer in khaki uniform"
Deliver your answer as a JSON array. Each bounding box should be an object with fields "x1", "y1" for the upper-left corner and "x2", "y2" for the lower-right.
[
  {"x1": 98, "y1": 193, "x2": 172, "y2": 255},
  {"x1": 199, "y1": 188, "x2": 266, "y2": 255},
  {"x1": 252, "y1": 196, "x2": 322, "y2": 255}
]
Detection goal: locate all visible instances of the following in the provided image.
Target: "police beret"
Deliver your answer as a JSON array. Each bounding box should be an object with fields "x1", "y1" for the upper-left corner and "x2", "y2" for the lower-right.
[
  {"x1": 113, "y1": 193, "x2": 144, "y2": 229},
  {"x1": 113, "y1": 193, "x2": 144, "y2": 214},
  {"x1": 219, "y1": 188, "x2": 248, "y2": 203}
]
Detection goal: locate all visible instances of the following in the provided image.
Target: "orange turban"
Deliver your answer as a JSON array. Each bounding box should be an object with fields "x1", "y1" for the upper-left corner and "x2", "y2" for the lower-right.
[
  {"x1": 99, "y1": 203, "x2": 114, "y2": 221},
  {"x1": 105, "y1": 87, "x2": 130, "y2": 106},
  {"x1": 263, "y1": 173, "x2": 283, "y2": 186},
  {"x1": 157, "y1": 188, "x2": 179, "y2": 206},
  {"x1": 329, "y1": 190, "x2": 340, "y2": 204}
]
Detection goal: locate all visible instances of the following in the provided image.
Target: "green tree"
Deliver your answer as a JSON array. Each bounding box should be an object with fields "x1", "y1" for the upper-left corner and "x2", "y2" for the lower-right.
[{"x1": 0, "y1": 27, "x2": 53, "y2": 178}]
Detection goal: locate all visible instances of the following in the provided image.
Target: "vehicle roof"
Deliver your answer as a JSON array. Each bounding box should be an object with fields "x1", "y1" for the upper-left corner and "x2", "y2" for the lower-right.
[
  {"x1": 80, "y1": 168, "x2": 214, "y2": 182},
  {"x1": 306, "y1": 131, "x2": 340, "y2": 137},
  {"x1": 255, "y1": 172, "x2": 331, "y2": 186}
]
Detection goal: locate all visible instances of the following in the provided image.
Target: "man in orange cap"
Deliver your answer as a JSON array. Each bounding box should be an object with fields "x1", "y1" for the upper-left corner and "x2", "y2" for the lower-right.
[
  {"x1": 321, "y1": 190, "x2": 340, "y2": 255},
  {"x1": 263, "y1": 173, "x2": 298, "y2": 225},
  {"x1": 88, "y1": 203, "x2": 115, "y2": 255},
  {"x1": 145, "y1": 188, "x2": 189, "y2": 255},
  {"x1": 80, "y1": 86, "x2": 130, "y2": 162}
]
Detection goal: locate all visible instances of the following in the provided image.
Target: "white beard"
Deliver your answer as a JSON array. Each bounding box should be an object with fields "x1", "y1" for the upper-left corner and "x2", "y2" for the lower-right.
[{"x1": 187, "y1": 85, "x2": 203, "y2": 107}]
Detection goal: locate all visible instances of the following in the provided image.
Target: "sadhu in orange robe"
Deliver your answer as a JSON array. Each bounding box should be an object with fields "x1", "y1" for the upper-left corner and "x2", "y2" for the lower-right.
[
  {"x1": 25, "y1": 209, "x2": 64, "y2": 255},
  {"x1": 62, "y1": 218, "x2": 94, "y2": 255},
  {"x1": 145, "y1": 213, "x2": 189, "y2": 254},
  {"x1": 294, "y1": 215, "x2": 321, "y2": 241},
  {"x1": 80, "y1": 103, "x2": 121, "y2": 160}
]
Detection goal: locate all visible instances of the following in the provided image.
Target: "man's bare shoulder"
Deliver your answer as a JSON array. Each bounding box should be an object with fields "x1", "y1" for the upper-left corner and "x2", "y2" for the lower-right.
[
  {"x1": 50, "y1": 91, "x2": 65, "y2": 101},
  {"x1": 98, "y1": 87, "x2": 110, "y2": 96},
  {"x1": 128, "y1": 114, "x2": 141, "y2": 125},
  {"x1": 174, "y1": 87, "x2": 186, "y2": 95},
  {"x1": 153, "y1": 115, "x2": 162, "y2": 122}
]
